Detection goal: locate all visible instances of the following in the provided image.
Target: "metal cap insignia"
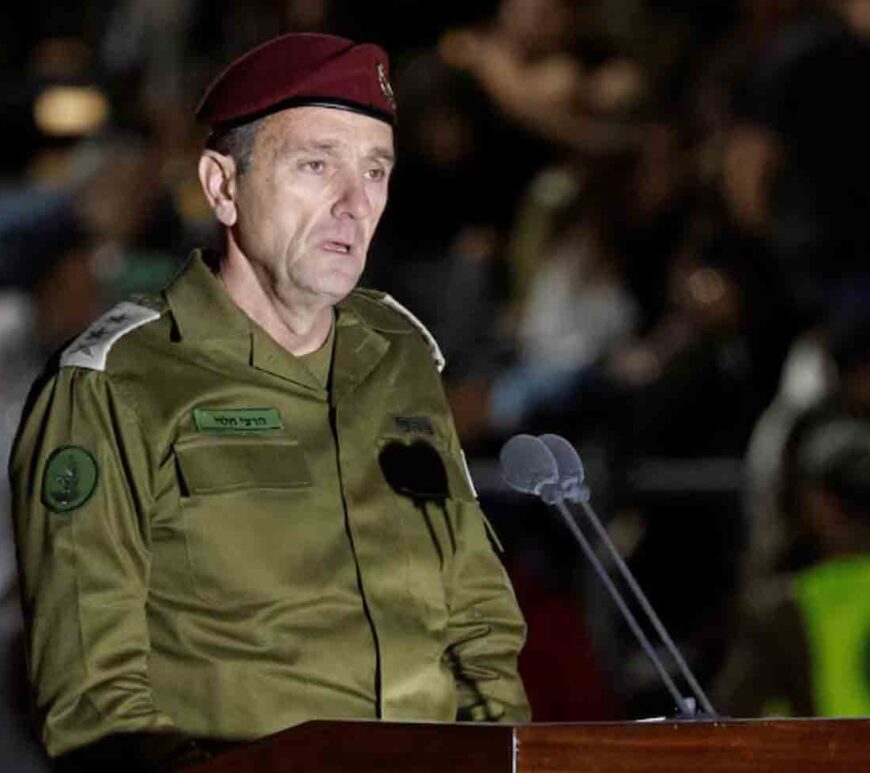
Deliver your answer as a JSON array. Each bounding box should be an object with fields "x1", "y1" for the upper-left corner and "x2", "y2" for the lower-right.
[{"x1": 377, "y1": 62, "x2": 396, "y2": 111}]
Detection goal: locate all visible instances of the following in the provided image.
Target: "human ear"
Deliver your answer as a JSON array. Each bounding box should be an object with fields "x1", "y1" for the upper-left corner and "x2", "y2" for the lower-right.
[{"x1": 198, "y1": 150, "x2": 238, "y2": 227}]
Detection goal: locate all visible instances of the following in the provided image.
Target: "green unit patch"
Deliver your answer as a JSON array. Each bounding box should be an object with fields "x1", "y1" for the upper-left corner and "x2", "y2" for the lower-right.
[
  {"x1": 42, "y1": 446, "x2": 99, "y2": 513},
  {"x1": 194, "y1": 407, "x2": 284, "y2": 434}
]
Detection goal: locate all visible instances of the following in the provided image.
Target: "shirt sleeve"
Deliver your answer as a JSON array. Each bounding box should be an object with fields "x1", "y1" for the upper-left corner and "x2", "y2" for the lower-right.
[
  {"x1": 439, "y1": 417, "x2": 531, "y2": 722},
  {"x1": 10, "y1": 365, "x2": 178, "y2": 757}
]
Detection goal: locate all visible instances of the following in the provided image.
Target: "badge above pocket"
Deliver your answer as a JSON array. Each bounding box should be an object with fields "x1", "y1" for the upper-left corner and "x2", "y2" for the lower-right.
[{"x1": 193, "y1": 407, "x2": 284, "y2": 434}]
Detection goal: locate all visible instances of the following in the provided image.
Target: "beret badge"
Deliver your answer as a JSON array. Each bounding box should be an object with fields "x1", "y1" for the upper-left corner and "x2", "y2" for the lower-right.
[{"x1": 377, "y1": 62, "x2": 396, "y2": 111}]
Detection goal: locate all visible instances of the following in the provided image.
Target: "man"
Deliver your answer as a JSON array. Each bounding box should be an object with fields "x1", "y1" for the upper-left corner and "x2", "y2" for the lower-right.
[
  {"x1": 723, "y1": 0, "x2": 870, "y2": 323},
  {"x1": 10, "y1": 33, "x2": 530, "y2": 772}
]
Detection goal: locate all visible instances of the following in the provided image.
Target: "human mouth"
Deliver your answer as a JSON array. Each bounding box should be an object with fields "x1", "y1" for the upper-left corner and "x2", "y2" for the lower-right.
[{"x1": 321, "y1": 239, "x2": 353, "y2": 254}]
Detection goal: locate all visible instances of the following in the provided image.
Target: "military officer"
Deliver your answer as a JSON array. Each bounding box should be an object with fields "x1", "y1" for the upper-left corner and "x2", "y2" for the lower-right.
[{"x1": 10, "y1": 33, "x2": 530, "y2": 772}]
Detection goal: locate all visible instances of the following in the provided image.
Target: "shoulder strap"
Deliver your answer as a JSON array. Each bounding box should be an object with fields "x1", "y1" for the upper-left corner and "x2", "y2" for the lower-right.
[
  {"x1": 60, "y1": 301, "x2": 163, "y2": 371},
  {"x1": 379, "y1": 294, "x2": 446, "y2": 373}
]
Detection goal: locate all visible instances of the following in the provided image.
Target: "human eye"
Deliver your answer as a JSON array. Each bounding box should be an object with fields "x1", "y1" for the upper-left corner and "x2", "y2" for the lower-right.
[
  {"x1": 365, "y1": 166, "x2": 388, "y2": 182},
  {"x1": 299, "y1": 158, "x2": 326, "y2": 173}
]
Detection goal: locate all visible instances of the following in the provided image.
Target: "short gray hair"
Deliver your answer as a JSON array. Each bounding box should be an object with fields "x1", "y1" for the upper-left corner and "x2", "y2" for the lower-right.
[{"x1": 205, "y1": 116, "x2": 267, "y2": 174}]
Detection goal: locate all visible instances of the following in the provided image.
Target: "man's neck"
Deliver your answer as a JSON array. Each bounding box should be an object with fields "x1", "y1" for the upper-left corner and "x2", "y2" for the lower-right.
[{"x1": 218, "y1": 250, "x2": 334, "y2": 357}]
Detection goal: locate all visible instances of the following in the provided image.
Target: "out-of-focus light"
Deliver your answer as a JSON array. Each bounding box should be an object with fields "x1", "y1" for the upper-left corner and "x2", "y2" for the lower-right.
[
  {"x1": 34, "y1": 86, "x2": 109, "y2": 137},
  {"x1": 687, "y1": 267, "x2": 727, "y2": 306}
]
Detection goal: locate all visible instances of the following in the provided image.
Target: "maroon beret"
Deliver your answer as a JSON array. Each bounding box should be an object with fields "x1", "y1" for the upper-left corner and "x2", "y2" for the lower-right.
[{"x1": 195, "y1": 32, "x2": 396, "y2": 128}]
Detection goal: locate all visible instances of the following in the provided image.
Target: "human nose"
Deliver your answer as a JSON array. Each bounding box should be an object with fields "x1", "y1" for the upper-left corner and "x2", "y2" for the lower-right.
[{"x1": 331, "y1": 171, "x2": 372, "y2": 220}]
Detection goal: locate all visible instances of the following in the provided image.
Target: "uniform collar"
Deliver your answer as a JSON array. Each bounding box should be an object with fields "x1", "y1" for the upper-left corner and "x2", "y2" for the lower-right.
[
  {"x1": 250, "y1": 322, "x2": 322, "y2": 391},
  {"x1": 331, "y1": 300, "x2": 391, "y2": 403},
  {"x1": 164, "y1": 250, "x2": 250, "y2": 342},
  {"x1": 165, "y1": 250, "x2": 391, "y2": 397}
]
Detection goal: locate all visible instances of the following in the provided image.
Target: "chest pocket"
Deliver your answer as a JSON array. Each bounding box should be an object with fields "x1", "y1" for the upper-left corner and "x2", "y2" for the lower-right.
[
  {"x1": 174, "y1": 436, "x2": 318, "y2": 604},
  {"x1": 176, "y1": 436, "x2": 311, "y2": 494}
]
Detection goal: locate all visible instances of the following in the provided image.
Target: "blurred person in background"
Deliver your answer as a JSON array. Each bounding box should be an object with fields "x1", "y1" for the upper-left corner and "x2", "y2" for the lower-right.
[
  {"x1": 577, "y1": 212, "x2": 790, "y2": 709},
  {"x1": 486, "y1": 151, "x2": 642, "y2": 436},
  {"x1": 426, "y1": 0, "x2": 656, "y2": 447},
  {"x1": 489, "y1": 111, "x2": 694, "y2": 438},
  {"x1": 101, "y1": 0, "x2": 334, "y2": 127},
  {"x1": 605, "y1": 212, "x2": 793, "y2": 459},
  {"x1": 731, "y1": 283, "x2": 870, "y2": 720},
  {"x1": 724, "y1": 0, "x2": 870, "y2": 326},
  {"x1": 370, "y1": 0, "x2": 594, "y2": 345},
  {"x1": 73, "y1": 133, "x2": 190, "y2": 298},
  {"x1": 439, "y1": 0, "x2": 645, "y2": 153},
  {"x1": 717, "y1": 411, "x2": 870, "y2": 716},
  {"x1": 745, "y1": 289, "x2": 870, "y2": 583},
  {"x1": 364, "y1": 51, "x2": 505, "y2": 360}
]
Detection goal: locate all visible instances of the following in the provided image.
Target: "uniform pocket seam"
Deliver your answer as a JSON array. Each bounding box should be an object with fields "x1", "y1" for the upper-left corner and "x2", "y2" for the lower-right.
[{"x1": 174, "y1": 437, "x2": 312, "y2": 495}]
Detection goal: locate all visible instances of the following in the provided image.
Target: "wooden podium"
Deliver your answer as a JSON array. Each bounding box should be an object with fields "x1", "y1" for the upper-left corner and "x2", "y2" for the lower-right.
[{"x1": 187, "y1": 718, "x2": 870, "y2": 773}]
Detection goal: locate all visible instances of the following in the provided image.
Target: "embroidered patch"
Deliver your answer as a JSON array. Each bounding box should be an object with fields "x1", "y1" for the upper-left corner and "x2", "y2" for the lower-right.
[
  {"x1": 42, "y1": 446, "x2": 99, "y2": 513},
  {"x1": 393, "y1": 415, "x2": 435, "y2": 436},
  {"x1": 194, "y1": 408, "x2": 284, "y2": 434}
]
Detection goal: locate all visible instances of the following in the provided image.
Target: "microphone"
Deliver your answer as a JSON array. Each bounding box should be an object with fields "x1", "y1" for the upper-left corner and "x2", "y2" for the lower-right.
[
  {"x1": 500, "y1": 433, "x2": 717, "y2": 719},
  {"x1": 498, "y1": 434, "x2": 560, "y2": 503},
  {"x1": 537, "y1": 433, "x2": 589, "y2": 503}
]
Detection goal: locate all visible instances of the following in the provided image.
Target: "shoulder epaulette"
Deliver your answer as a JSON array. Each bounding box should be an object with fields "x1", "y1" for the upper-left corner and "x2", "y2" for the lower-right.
[
  {"x1": 344, "y1": 289, "x2": 446, "y2": 372},
  {"x1": 60, "y1": 300, "x2": 163, "y2": 371},
  {"x1": 379, "y1": 294, "x2": 445, "y2": 372}
]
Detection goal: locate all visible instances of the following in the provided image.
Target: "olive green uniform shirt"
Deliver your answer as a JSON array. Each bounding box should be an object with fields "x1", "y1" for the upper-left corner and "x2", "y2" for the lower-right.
[{"x1": 10, "y1": 253, "x2": 530, "y2": 757}]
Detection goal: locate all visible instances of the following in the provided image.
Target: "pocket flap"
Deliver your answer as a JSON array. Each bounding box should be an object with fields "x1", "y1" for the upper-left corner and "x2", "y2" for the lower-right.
[{"x1": 175, "y1": 437, "x2": 311, "y2": 495}]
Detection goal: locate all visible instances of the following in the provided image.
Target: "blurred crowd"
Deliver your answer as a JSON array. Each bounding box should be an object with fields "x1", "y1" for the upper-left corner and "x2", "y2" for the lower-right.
[{"x1": 4, "y1": 0, "x2": 870, "y2": 766}]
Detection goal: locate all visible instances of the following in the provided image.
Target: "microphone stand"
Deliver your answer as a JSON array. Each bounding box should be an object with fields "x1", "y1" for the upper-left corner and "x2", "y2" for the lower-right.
[
  {"x1": 540, "y1": 484, "x2": 717, "y2": 719},
  {"x1": 498, "y1": 432, "x2": 716, "y2": 718}
]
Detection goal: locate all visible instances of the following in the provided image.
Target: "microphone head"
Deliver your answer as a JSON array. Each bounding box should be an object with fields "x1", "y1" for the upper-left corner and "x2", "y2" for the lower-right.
[
  {"x1": 538, "y1": 433, "x2": 590, "y2": 503},
  {"x1": 538, "y1": 434, "x2": 584, "y2": 482},
  {"x1": 499, "y1": 434, "x2": 558, "y2": 496}
]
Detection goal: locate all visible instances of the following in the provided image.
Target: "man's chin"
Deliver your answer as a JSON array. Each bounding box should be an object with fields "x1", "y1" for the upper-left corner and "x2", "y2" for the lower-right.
[{"x1": 306, "y1": 274, "x2": 363, "y2": 306}]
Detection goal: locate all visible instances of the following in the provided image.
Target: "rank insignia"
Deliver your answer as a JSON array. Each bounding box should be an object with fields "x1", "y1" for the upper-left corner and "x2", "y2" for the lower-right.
[{"x1": 42, "y1": 446, "x2": 99, "y2": 513}]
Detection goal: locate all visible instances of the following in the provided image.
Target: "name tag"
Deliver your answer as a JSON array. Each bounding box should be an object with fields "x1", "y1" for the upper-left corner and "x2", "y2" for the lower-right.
[{"x1": 194, "y1": 408, "x2": 284, "y2": 433}]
